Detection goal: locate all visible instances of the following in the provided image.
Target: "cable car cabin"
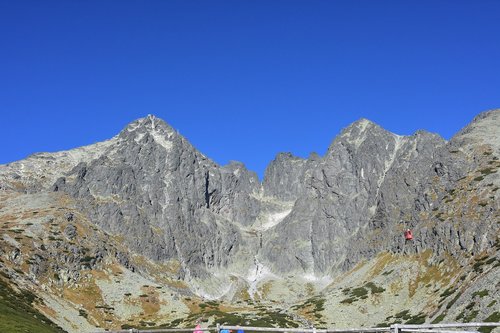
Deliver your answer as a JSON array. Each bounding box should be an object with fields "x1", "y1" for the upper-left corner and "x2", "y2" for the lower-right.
[{"x1": 404, "y1": 229, "x2": 413, "y2": 241}]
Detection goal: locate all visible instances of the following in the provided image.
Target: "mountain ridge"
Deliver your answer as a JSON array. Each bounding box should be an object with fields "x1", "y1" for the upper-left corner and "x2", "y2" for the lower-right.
[{"x1": 0, "y1": 109, "x2": 498, "y2": 332}]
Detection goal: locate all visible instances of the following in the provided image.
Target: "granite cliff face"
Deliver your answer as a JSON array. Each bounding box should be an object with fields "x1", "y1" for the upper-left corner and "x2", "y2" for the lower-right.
[
  {"x1": 261, "y1": 113, "x2": 498, "y2": 276},
  {"x1": 51, "y1": 116, "x2": 262, "y2": 280},
  {"x1": 0, "y1": 110, "x2": 498, "y2": 332}
]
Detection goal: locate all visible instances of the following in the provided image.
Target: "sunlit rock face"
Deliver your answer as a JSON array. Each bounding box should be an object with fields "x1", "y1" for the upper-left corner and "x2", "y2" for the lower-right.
[
  {"x1": 3, "y1": 111, "x2": 499, "y2": 279},
  {"x1": 0, "y1": 110, "x2": 498, "y2": 331}
]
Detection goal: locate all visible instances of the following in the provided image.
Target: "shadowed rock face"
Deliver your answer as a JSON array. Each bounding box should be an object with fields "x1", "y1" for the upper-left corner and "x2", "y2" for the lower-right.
[{"x1": 1, "y1": 111, "x2": 499, "y2": 282}]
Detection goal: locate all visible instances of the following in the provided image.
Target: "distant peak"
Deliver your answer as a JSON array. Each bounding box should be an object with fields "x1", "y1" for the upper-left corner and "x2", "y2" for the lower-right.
[
  {"x1": 118, "y1": 115, "x2": 179, "y2": 151},
  {"x1": 144, "y1": 114, "x2": 165, "y2": 125},
  {"x1": 353, "y1": 118, "x2": 375, "y2": 126},
  {"x1": 124, "y1": 115, "x2": 175, "y2": 134},
  {"x1": 140, "y1": 114, "x2": 167, "y2": 128},
  {"x1": 341, "y1": 117, "x2": 383, "y2": 137},
  {"x1": 329, "y1": 117, "x2": 396, "y2": 151}
]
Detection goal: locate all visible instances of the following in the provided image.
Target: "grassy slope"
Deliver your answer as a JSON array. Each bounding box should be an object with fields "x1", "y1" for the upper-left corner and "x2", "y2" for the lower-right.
[{"x1": 0, "y1": 276, "x2": 66, "y2": 333}]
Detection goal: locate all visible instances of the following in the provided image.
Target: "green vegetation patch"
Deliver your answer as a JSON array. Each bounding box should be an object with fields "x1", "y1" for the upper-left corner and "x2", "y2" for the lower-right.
[
  {"x1": 340, "y1": 297, "x2": 356, "y2": 304},
  {"x1": 0, "y1": 277, "x2": 65, "y2": 333},
  {"x1": 302, "y1": 296, "x2": 325, "y2": 312},
  {"x1": 394, "y1": 310, "x2": 412, "y2": 320},
  {"x1": 431, "y1": 312, "x2": 446, "y2": 324},
  {"x1": 440, "y1": 287, "x2": 457, "y2": 299},
  {"x1": 340, "y1": 282, "x2": 385, "y2": 304},
  {"x1": 160, "y1": 308, "x2": 300, "y2": 329},
  {"x1": 456, "y1": 306, "x2": 479, "y2": 323},
  {"x1": 379, "y1": 310, "x2": 426, "y2": 326},
  {"x1": 340, "y1": 286, "x2": 367, "y2": 304},
  {"x1": 465, "y1": 302, "x2": 476, "y2": 310},
  {"x1": 405, "y1": 313, "x2": 426, "y2": 325},
  {"x1": 480, "y1": 168, "x2": 497, "y2": 175},
  {"x1": 456, "y1": 311, "x2": 466, "y2": 321},
  {"x1": 484, "y1": 257, "x2": 496, "y2": 265},
  {"x1": 478, "y1": 312, "x2": 500, "y2": 333},
  {"x1": 365, "y1": 282, "x2": 386, "y2": 294},
  {"x1": 473, "y1": 255, "x2": 496, "y2": 273},
  {"x1": 464, "y1": 310, "x2": 479, "y2": 322},
  {"x1": 446, "y1": 293, "x2": 461, "y2": 309},
  {"x1": 472, "y1": 289, "x2": 489, "y2": 298},
  {"x1": 351, "y1": 286, "x2": 368, "y2": 297}
]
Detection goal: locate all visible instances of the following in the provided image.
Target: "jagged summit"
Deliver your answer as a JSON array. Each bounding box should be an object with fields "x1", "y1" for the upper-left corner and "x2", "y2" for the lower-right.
[
  {"x1": 116, "y1": 114, "x2": 221, "y2": 169},
  {"x1": 340, "y1": 118, "x2": 447, "y2": 146},
  {"x1": 343, "y1": 117, "x2": 380, "y2": 132},
  {"x1": 124, "y1": 114, "x2": 175, "y2": 132},
  {"x1": 121, "y1": 114, "x2": 178, "y2": 143},
  {"x1": 329, "y1": 117, "x2": 394, "y2": 151},
  {"x1": 341, "y1": 118, "x2": 378, "y2": 138}
]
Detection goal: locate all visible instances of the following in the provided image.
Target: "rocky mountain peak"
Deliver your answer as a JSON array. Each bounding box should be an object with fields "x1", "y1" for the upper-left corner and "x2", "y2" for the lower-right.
[
  {"x1": 451, "y1": 108, "x2": 500, "y2": 154},
  {"x1": 328, "y1": 117, "x2": 395, "y2": 154},
  {"x1": 341, "y1": 117, "x2": 379, "y2": 136},
  {"x1": 126, "y1": 114, "x2": 174, "y2": 132},
  {"x1": 118, "y1": 114, "x2": 178, "y2": 150}
]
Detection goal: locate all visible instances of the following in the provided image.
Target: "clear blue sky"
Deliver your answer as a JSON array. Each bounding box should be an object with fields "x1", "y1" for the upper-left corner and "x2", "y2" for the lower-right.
[{"x1": 1, "y1": 1, "x2": 499, "y2": 178}]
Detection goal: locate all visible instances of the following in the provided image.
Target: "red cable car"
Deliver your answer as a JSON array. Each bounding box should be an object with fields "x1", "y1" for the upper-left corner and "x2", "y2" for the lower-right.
[{"x1": 404, "y1": 229, "x2": 413, "y2": 241}]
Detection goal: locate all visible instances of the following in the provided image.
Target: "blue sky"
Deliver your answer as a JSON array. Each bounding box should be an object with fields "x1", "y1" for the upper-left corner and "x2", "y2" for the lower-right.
[{"x1": 1, "y1": 1, "x2": 499, "y2": 178}]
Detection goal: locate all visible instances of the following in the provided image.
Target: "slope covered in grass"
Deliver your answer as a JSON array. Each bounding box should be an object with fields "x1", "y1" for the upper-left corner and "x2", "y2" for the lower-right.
[{"x1": 0, "y1": 276, "x2": 65, "y2": 333}]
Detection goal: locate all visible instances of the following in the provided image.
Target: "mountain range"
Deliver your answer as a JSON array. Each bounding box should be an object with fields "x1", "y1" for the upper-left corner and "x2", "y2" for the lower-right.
[{"x1": 0, "y1": 110, "x2": 498, "y2": 332}]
